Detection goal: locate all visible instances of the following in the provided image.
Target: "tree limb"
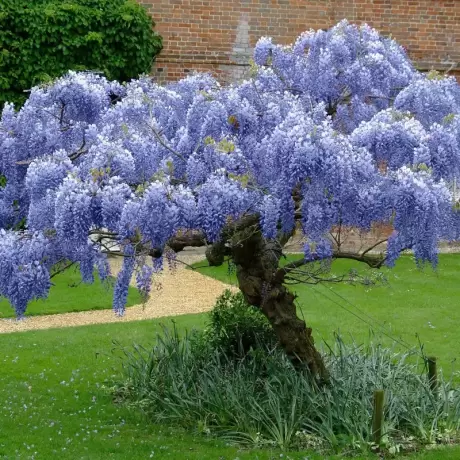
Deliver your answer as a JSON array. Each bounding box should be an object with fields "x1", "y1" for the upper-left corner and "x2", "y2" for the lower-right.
[
  {"x1": 148, "y1": 123, "x2": 187, "y2": 163},
  {"x1": 16, "y1": 137, "x2": 87, "y2": 165},
  {"x1": 162, "y1": 231, "x2": 207, "y2": 253},
  {"x1": 275, "y1": 250, "x2": 386, "y2": 284},
  {"x1": 50, "y1": 260, "x2": 76, "y2": 279},
  {"x1": 68, "y1": 136, "x2": 87, "y2": 162},
  {"x1": 361, "y1": 238, "x2": 388, "y2": 256},
  {"x1": 333, "y1": 251, "x2": 386, "y2": 267}
]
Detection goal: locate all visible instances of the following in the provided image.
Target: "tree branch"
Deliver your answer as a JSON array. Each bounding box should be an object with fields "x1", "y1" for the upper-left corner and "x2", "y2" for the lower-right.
[
  {"x1": 50, "y1": 260, "x2": 76, "y2": 279},
  {"x1": 275, "y1": 250, "x2": 386, "y2": 284},
  {"x1": 361, "y1": 238, "x2": 388, "y2": 256},
  {"x1": 284, "y1": 273, "x2": 347, "y2": 285},
  {"x1": 58, "y1": 100, "x2": 66, "y2": 126},
  {"x1": 160, "y1": 231, "x2": 207, "y2": 253},
  {"x1": 148, "y1": 124, "x2": 187, "y2": 163},
  {"x1": 333, "y1": 251, "x2": 386, "y2": 267},
  {"x1": 16, "y1": 137, "x2": 87, "y2": 165},
  {"x1": 68, "y1": 136, "x2": 87, "y2": 162}
]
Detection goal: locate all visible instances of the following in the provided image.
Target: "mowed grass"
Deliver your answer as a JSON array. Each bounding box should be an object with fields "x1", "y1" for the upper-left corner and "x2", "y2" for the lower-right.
[
  {"x1": 1, "y1": 317, "x2": 460, "y2": 459},
  {"x1": 0, "y1": 268, "x2": 141, "y2": 318},
  {"x1": 1, "y1": 254, "x2": 460, "y2": 457},
  {"x1": 193, "y1": 254, "x2": 460, "y2": 378}
]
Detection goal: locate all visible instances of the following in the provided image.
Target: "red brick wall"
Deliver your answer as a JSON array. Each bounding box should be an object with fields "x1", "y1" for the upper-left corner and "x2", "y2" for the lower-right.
[{"x1": 139, "y1": 0, "x2": 460, "y2": 83}]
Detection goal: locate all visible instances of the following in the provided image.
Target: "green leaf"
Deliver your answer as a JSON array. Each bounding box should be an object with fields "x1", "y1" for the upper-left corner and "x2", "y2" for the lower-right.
[{"x1": 0, "y1": 0, "x2": 162, "y2": 109}]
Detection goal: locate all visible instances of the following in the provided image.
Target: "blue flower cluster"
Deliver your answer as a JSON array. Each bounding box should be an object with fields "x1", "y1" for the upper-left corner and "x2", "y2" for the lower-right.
[
  {"x1": 0, "y1": 231, "x2": 54, "y2": 317},
  {"x1": 1, "y1": 21, "x2": 459, "y2": 317}
]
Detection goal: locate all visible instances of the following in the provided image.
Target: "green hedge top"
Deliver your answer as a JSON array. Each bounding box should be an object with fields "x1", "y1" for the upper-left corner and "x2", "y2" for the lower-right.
[{"x1": 0, "y1": 0, "x2": 162, "y2": 107}]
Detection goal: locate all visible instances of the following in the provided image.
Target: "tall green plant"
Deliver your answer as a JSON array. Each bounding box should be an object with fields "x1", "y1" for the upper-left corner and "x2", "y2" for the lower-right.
[
  {"x1": 112, "y1": 329, "x2": 460, "y2": 454},
  {"x1": 203, "y1": 290, "x2": 278, "y2": 359},
  {"x1": 0, "y1": 0, "x2": 162, "y2": 107}
]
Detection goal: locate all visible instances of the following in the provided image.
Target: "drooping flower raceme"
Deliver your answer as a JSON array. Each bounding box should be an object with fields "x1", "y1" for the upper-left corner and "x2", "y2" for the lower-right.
[{"x1": 0, "y1": 21, "x2": 459, "y2": 317}]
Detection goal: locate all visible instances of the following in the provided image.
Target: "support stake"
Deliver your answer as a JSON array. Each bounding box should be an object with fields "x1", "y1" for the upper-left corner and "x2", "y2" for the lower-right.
[{"x1": 372, "y1": 389, "x2": 385, "y2": 446}]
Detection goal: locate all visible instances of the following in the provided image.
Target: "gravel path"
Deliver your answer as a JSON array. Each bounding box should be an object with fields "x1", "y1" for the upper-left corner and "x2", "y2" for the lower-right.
[
  {"x1": 0, "y1": 248, "x2": 236, "y2": 334},
  {"x1": 3, "y1": 240, "x2": 457, "y2": 335}
]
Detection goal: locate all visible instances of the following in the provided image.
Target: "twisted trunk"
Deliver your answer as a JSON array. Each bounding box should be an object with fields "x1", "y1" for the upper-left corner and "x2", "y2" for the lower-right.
[
  {"x1": 167, "y1": 216, "x2": 327, "y2": 379},
  {"x1": 239, "y1": 270, "x2": 327, "y2": 379},
  {"x1": 212, "y1": 224, "x2": 328, "y2": 381},
  {"x1": 164, "y1": 216, "x2": 384, "y2": 379}
]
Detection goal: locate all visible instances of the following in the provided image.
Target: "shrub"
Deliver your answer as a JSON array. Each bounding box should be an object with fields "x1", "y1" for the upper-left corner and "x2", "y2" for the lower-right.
[
  {"x1": 201, "y1": 289, "x2": 278, "y2": 359},
  {"x1": 112, "y1": 329, "x2": 460, "y2": 455},
  {"x1": 0, "y1": 0, "x2": 162, "y2": 107}
]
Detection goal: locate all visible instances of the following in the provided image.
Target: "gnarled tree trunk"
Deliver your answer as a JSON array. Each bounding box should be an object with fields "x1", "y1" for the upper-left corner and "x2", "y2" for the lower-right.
[{"x1": 206, "y1": 221, "x2": 328, "y2": 381}]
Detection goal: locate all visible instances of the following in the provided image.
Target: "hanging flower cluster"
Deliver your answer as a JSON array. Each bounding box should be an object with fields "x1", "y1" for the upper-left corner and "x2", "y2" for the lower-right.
[{"x1": 1, "y1": 20, "x2": 459, "y2": 317}]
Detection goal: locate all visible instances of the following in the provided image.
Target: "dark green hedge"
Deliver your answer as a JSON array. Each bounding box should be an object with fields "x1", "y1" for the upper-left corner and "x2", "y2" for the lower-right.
[{"x1": 0, "y1": 0, "x2": 162, "y2": 107}]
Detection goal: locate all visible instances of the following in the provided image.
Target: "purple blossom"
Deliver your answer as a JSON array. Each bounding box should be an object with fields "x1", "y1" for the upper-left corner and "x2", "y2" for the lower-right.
[
  {"x1": 0, "y1": 22, "x2": 459, "y2": 317},
  {"x1": 135, "y1": 264, "x2": 154, "y2": 300},
  {"x1": 113, "y1": 245, "x2": 136, "y2": 316},
  {"x1": 304, "y1": 238, "x2": 333, "y2": 261},
  {"x1": 394, "y1": 75, "x2": 460, "y2": 128},
  {"x1": 259, "y1": 195, "x2": 281, "y2": 239},
  {"x1": 253, "y1": 37, "x2": 273, "y2": 66}
]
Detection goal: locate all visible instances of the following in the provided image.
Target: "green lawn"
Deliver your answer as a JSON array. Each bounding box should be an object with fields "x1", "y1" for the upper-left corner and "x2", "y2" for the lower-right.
[
  {"x1": 1, "y1": 317, "x2": 460, "y2": 459},
  {"x1": 0, "y1": 268, "x2": 141, "y2": 318},
  {"x1": 193, "y1": 254, "x2": 460, "y2": 378},
  {"x1": 1, "y1": 254, "x2": 460, "y2": 457}
]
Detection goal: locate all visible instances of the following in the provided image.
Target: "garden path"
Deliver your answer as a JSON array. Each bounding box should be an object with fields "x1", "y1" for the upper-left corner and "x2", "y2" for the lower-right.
[{"x1": 0, "y1": 248, "x2": 236, "y2": 334}]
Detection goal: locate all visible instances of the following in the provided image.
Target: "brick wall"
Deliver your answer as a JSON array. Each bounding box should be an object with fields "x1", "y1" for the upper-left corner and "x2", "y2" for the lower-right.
[{"x1": 139, "y1": 0, "x2": 460, "y2": 83}]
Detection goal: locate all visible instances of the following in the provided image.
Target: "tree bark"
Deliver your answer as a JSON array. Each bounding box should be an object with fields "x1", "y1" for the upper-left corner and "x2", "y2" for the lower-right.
[
  {"x1": 220, "y1": 224, "x2": 328, "y2": 381},
  {"x1": 159, "y1": 216, "x2": 385, "y2": 381}
]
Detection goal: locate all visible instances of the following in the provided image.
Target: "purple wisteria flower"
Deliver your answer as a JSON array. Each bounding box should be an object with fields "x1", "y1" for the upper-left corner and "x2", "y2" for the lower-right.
[{"x1": 0, "y1": 21, "x2": 459, "y2": 316}]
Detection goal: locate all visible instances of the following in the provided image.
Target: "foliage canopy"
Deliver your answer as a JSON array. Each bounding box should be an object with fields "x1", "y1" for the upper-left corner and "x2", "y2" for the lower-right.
[
  {"x1": 1, "y1": 20, "x2": 460, "y2": 319},
  {"x1": 0, "y1": 0, "x2": 162, "y2": 107}
]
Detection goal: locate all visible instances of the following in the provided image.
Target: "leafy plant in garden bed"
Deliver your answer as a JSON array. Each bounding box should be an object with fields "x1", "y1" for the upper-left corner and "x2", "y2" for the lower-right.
[
  {"x1": 111, "y1": 292, "x2": 460, "y2": 456},
  {"x1": 200, "y1": 290, "x2": 278, "y2": 360},
  {"x1": 0, "y1": 0, "x2": 162, "y2": 107}
]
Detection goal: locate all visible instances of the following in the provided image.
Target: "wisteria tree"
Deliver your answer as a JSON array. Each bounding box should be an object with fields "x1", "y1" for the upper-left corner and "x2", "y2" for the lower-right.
[{"x1": 1, "y1": 20, "x2": 460, "y2": 379}]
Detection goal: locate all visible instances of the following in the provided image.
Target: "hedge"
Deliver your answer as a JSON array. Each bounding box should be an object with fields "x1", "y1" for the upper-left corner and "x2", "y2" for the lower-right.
[{"x1": 0, "y1": 0, "x2": 162, "y2": 107}]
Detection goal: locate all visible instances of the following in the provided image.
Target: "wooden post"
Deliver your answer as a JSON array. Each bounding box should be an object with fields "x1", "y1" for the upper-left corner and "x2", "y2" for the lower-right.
[
  {"x1": 427, "y1": 356, "x2": 438, "y2": 395},
  {"x1": 372, "y1": 389, "x2": 385, "y2": 446}
]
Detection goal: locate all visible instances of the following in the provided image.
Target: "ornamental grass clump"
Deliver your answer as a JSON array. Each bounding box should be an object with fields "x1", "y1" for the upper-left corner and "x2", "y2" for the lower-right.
[{"x1": 111, "y1": 293, "x2": 460, "y2": 455}]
